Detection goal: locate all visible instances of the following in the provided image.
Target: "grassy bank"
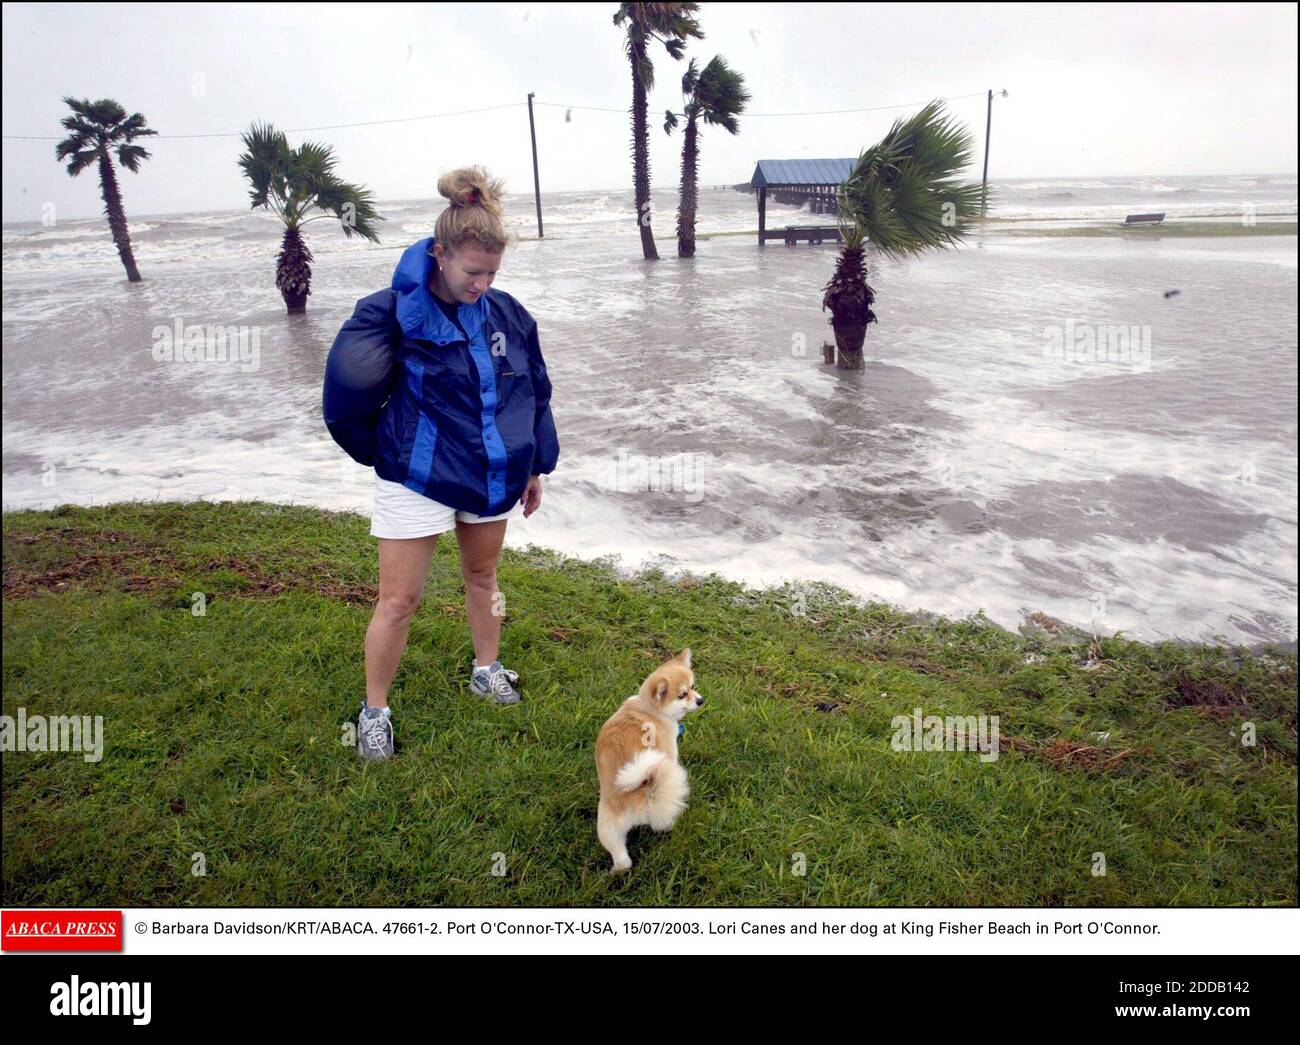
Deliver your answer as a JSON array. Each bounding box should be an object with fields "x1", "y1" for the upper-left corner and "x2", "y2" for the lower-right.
[{"x1": 3, "y1": 501, "x2": 1295, "y2": 907}]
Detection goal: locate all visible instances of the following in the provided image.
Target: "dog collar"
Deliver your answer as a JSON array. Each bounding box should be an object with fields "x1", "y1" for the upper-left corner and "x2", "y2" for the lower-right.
[{"x1": 678, "y1": 722, "x2": 685, "y2": 737}]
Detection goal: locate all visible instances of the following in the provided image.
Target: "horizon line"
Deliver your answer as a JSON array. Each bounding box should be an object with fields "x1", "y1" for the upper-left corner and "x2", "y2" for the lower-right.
[{"x1": 3, "y1": 171, "x2": 1296, "y2": 227}]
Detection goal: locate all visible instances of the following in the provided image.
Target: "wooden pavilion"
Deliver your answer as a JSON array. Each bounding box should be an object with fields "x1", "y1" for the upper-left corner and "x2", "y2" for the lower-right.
[{"x1": 750, "y1": 157, "x2": 856, "y2": 246}]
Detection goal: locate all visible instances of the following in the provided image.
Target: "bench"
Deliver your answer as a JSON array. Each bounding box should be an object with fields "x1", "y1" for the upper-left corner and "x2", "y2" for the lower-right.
[
  {"x1": 758, "y1": 225, "x2": 844, "y2": 246},
  {"x1": 1123, "y1": 212, "x2": 1166, "y2": 226}
]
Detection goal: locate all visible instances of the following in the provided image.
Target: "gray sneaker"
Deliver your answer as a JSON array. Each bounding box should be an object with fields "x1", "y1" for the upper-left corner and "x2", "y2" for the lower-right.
[
  {"x1": 470, "y1": 661, "x2": 521, "y2": 705},
  {"x1": 357, "y1": 703, "x2": 394, "y2": 760}
]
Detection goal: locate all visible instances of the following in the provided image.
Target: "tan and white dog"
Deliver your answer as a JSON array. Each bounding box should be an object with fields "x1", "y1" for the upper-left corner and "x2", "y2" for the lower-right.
[{"x1": 595, "y1": 648, "x2": 704, "y2": 873}]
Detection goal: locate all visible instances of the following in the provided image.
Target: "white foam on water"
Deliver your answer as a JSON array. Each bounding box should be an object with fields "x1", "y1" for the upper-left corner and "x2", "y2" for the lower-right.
[{"x1": 4, "y1": 179, "x2": 1296, "y2": 647}]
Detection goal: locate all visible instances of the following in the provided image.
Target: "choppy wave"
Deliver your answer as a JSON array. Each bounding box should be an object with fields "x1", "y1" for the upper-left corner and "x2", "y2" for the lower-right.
[
  {"x1": 5, "y1": 174, "x2": 1295, "y2": 277},
  {"x1": 3, "y1": 194, "x2": 1296, "y2": 645}
]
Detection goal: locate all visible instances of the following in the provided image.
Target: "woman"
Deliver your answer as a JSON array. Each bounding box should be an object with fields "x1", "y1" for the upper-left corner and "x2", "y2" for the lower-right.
[{"x1": 323, "y1": 167, "x2": 559, "y2": 761}]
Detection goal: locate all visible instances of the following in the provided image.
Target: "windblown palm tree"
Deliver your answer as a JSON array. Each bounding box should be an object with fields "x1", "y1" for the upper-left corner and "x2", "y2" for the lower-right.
[
  {"x1": 237, "y1": 122, "x2": 381, "y2": 313},
  {"x1": 613, "y1": 2, "x2": 703, "y2": 261},
  {"x1": 55, "y1": 97, "x2": 157, "y2": 283},
  {"x1": 664, "y1": 55, "x2": 749, "y2": 258},
  {"x1": 823, "y1": 100, "x2": 983, "y2": 370}
]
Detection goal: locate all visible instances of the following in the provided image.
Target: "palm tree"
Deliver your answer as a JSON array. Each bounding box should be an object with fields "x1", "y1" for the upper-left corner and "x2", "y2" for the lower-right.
[
  {"x1": 823, "y1": 100, "x2": 983, "y2": 370},
  {"x1": 55, "y1": 97, "x2": 157, "y2": 283},
  {"x1": 664, "y1": 55, "x2": 749, "y2": 258},
  {"x1": 821, "y1": 222, "x2": 877, "y2": 369},
  {"x1": 613, "y1": 2, "x2": 703, "y2": 261},
  {"x1": 237, "y1": 122, "x2": 381, "y2": 313}
]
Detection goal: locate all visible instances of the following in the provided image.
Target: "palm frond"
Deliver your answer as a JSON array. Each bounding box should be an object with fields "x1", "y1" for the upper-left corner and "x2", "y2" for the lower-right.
[
  {"x1": 237, "y1": 121, "x2": 382, "y2": 240},
  {"x1": 838, "y1": 99, "x2": 980, "y2": 259},
  {"x1": 56, "y1": 97, "x2": 154, "y2": 178},
  {"x1": 701, "y1": 59, "x2": 748, "y2": 130},
  {"x1": 681, "y1": 54, "x2": 748, "y2": 133},
  {"x1": 614, "y1": 2, "x2": 704, "y2": 90},
  {"x1": 58, "y1": 147, "x2": 101, "y2": 176},
  {"x1": 308, "y1": 175, "x2": 383, "y2": 242},
  {"x1": 116, "y1": 143, "x2": 151, "y2": 173},
  {"x1": 237, "y1": 122, "x2": 292, "y2": 215},
  {"x1": 680, "y1": 57, "x2": 700, "y2": 96},
  {"x1": 118, "y1": 112, "x2": 158, "y2": 144}
]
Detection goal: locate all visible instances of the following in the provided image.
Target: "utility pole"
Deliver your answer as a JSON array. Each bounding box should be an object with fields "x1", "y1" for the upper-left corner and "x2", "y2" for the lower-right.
[
  {"x1": 981, "y1": 88, "x2": 1007, "y2": 219},
  {"x1": 527, "y1": 92, "x2": 543, "y2": 238}
]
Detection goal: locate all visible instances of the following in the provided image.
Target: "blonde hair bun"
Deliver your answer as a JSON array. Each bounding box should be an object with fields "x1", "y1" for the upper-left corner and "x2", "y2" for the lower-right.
[
  {"x1": 434, "y1": 166, "x2": 510, "y2": 252},
  {"x1": 438, "y1": 167, "x2": 504, "y2": 213}
]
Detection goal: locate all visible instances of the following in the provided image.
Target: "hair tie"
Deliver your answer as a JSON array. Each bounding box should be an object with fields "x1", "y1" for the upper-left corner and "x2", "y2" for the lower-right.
[{"x1": 466, "y1": 189, "x2": 479, "y2": 204}]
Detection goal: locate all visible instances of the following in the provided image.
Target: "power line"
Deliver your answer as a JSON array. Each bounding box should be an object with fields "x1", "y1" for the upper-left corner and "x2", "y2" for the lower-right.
[
  {"x1": 5, "y1": 102, "x2": 526, "y2": 141},
  {"x1": 535, "y1": 91, "x2": 989, "y2": 117},
  {"x1": 4, "y1": 91, "x2": 992, "y2": 142}
]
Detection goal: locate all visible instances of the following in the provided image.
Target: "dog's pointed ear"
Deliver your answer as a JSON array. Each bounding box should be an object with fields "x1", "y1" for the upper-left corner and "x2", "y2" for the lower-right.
[
  {"x1": 675, "y1": 647, "x2": 692, "y2": 668},
  {"x1": 639, "y1": 669, "x2": 671, "y2": 704}
]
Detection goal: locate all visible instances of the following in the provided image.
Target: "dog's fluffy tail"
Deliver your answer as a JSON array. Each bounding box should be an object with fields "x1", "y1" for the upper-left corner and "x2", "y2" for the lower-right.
[{"x1": 614, "y1": 749, "x2": 689, "y2": 830}]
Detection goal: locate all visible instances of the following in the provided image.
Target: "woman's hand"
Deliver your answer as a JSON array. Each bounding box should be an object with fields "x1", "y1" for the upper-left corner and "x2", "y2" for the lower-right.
[{"x1": 522, "y1": 474, "x2": 543, "y2": 518}]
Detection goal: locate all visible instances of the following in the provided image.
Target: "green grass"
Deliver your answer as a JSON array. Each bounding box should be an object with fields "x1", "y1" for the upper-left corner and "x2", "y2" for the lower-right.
[{"x1": 3, "y1": 501, "x2": 1295, "y2": 907}]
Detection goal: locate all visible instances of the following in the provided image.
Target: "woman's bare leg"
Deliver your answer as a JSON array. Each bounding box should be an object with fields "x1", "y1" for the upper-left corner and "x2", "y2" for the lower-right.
[
  {"x1": 455, "y1": 519, "x2": 509, "y2": 666},
  {"x1": 364, "y1": 534, "x2": 440, "y2": 708}
]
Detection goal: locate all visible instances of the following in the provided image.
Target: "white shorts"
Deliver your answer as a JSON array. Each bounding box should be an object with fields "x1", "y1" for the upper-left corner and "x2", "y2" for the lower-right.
[{"x1": 370, "y1": 474, "x2": 522, "y2": 539}]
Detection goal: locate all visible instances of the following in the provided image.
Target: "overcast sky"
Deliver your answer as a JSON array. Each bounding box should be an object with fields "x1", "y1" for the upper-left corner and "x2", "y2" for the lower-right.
[{"x1": 3, "y1": 2, "x2": 1297, "y2": 222}]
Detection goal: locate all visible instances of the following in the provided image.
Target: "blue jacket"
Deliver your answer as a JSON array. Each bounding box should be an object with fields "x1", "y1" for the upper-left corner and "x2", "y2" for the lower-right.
[{"x1": 323, "y1": 237, "x2": 559, "y2": 516}]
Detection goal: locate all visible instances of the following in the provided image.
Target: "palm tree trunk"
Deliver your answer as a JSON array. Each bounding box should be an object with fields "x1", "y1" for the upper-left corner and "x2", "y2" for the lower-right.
[
  {"x1": 629, "y1": 43, "x2": 659, "y2": 261},
  {"x1": 277, "y1": 226, "x2": 313, "y2": 313},
  {"x1": 832, "y1": 321, "x2": 868, "y2": 370},
  {"x1": 676, "y1": 118, "x2": 699, "y2": 258},
  {"x1": 97, "y1": 152, "x2": 141, "y2": 283},
  {"x1": 824, "y1": 238, "x2": 875, "y2": 370}
]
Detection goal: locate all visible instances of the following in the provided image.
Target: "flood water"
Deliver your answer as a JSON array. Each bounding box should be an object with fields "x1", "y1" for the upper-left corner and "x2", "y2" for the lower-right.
[{"x1": 3, "y1": 177, "x2": 1297, "y2": 646}]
